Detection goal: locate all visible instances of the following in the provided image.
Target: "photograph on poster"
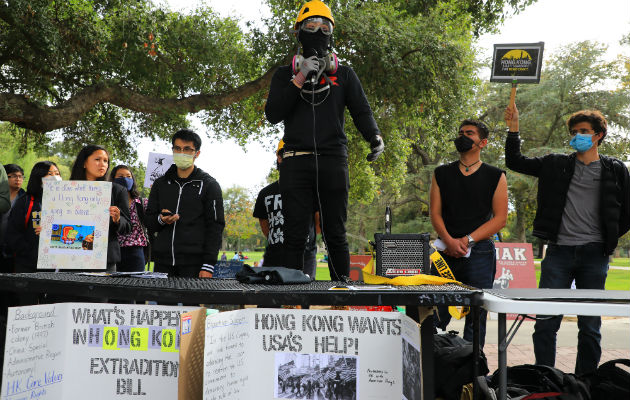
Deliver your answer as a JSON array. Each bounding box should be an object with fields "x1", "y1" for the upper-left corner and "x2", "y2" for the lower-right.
[
  {"x1": 402, "y1": 337, "x2": 421, "y2": 400},
  {"x1": 274, "y1": 353, "x2": 357, "y2": 399},
  {"x1": 49, "y1": 223, "x2": 95, "y2": 251}
]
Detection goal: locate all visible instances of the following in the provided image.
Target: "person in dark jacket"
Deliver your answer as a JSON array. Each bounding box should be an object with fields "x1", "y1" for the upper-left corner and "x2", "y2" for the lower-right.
[
  {"x1": 70, "y1": 145, "x2": 131, "y2": 271},
  {"x1": 0, "y1": 164, "x2": 26, "y2": 272},
  {"x1": 6, "y1": 161, "x2": 61, "y2": 273},
  {"x1": 265, "y1": 0, "x2": 384, "y2": 280},
  {"x1": 145, "y1": 129, "x2": 225, "y2": 278},
  {"x1": 505, "y1": 104, "x2": 630, "y2": 375}
]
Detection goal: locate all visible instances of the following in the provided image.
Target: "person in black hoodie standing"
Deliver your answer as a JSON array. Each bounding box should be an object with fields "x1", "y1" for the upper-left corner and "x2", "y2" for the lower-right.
[
  {"x1": 505, "y1": 104, "x2": 630, "y2": 375},
  {"x1": 145, "y1": 129, "x2": 225, "y2": 278},
  {"x1": 265, "y1": 0, "x2": 384, "y2": 280}
]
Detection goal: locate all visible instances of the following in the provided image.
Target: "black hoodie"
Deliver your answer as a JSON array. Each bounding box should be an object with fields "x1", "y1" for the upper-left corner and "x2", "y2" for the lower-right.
[{"x1": 145, "y1": 165, "x2": 225, "y2": 271}]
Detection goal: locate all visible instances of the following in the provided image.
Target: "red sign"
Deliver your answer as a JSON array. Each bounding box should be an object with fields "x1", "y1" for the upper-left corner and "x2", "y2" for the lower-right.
[
  {"x1": 493, "y1": 242, "x2": 537, "y2": 289},
  {"x1": 349, "y1": 255, "x2": 372, "y2": 282}
]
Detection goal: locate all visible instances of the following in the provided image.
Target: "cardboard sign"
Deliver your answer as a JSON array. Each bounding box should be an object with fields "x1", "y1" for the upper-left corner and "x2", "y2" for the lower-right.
[
  {"x1": 144, "y1": 152, "x2": 173, "y2": 189},
  {"x1": 493, "y1": 242, "x2": 537, "y2": 290},
  {"x1": 202, "y1": 308, "x2": 422, "y2": 400},
  {"x1": 1, "y1": 303, "x2": 194, "y2": 399},
  {"x1": 212, "y1": 260, "x2": 244, "y2": 279},
  {"x1": 491, "y1": 42, "x2": 544, "y2": 83},
  {"x1": 37, "y1": 181, "x2": 111, "y2": 270}
]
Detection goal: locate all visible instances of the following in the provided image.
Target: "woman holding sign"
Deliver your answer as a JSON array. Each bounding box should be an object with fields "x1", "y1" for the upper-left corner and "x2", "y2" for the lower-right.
[
  {"x1": 5, "y1": 161, "x2": 61, "y2": 274},
  {"x1": 70, "y1": 145, "x2": 131, "y2": 271}
]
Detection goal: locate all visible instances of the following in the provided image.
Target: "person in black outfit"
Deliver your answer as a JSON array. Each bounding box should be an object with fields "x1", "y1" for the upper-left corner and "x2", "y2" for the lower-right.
[
  {"x1": 5, "y1": 161, "x2": 61, "y2": 273},
  {"x1": 70, "y1": 145, "x2": 131, "y2": 271},
  {"x1": 265, "y1": 0, "x2": 384, "y2": 280},
  {"x1": 253, "y1": 140, "x2": 319, "y2": 277},
  {"x1": 145, "y1": 129, "x2": 225, "y2": 278},
  {"x1": 430, "y1": 119, "x2": 508, "y2": 346}
]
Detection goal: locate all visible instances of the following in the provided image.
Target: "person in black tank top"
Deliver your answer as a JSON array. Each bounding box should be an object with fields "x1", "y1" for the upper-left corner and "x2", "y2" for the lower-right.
[{"x1": 429, "y1": 119, "x2": 508, "y2": 346}]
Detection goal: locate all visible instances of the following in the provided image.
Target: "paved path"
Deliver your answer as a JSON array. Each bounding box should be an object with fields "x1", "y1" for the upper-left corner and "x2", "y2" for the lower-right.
[{"x1": 448, "y1": 316, "x2": 630, "y2": 373}]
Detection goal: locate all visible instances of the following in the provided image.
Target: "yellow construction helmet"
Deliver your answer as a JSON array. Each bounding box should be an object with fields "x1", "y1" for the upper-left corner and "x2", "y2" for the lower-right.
[
  {"x1": 295, "y1": 0, "x2": 335, "y2": 30},
  {"x1": 276, "y1": 139, "x2": 285, "y2": 154}
]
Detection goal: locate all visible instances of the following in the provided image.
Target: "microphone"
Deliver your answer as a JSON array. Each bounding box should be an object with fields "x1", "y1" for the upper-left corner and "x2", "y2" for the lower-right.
[{"x1": 304, "y1": 48, "x2": 319, "y2": 85}]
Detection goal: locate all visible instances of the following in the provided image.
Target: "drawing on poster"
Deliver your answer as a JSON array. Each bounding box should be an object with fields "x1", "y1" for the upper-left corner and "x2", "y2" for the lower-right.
[
  {"x1": 402, "y1": 337, "x2": 421, "y2": 400},
  {"x1": 274, "y1": 353, "x2": 357, "y2": 400},
  {"x1": 49, "y1": 223, "x2": 95, "y2": 251}
]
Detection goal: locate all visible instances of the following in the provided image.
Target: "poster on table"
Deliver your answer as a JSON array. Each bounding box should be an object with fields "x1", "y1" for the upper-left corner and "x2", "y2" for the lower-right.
[
  {"x1": 202, "y1": 308, "x2": 422, "y2": 400},
  {"x1": 37, "y1": 180, "x2": 111, "y2": 270},
  {"x1": 2, "y1": 303, "x2": 194, "y2": 399},
  {"x1": 144, "y1": 152, "x2": 173, "y2": 189},
  {"x1": 492, "y1": 243, "x2": 537, "y2": 320},
  {"x1": 490, "y1": 42, "x2": 544, "y2": 83}
]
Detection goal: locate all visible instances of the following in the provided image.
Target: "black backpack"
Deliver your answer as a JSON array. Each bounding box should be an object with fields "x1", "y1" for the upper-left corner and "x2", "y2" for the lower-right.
[
  {"x1": 582, "y1": 359, "x2": 630, "y2": 400},
  {"x1": 490, "y1": 364, "x2": 590, "y2": 400},
  {"x1": 433, "y1": 331, "x2": 490, "y2": 400}
]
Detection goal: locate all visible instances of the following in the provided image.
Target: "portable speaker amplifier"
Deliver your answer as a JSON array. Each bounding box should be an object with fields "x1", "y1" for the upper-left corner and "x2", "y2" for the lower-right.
[{"x1": 374, "y1": 233, "x2": 431, "y2": 277}]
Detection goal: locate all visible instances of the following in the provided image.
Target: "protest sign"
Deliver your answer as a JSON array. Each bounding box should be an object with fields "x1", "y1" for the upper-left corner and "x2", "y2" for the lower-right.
[
  {"x1": 37, "y1": 180, "x2": 111, "y2": 270},
  {"x1": 144, "y1": 152, "x2": 173, "y2": 189},
  {"x1": 490, "y1": 42, "x2": 544, "y2": 84},
  {"x1": 202, "y1": 308, "x2": 422, "y2": 400},
  {"x1": 493, "y1": 243, "x2": 536, "y2": 290},
  {"x1": 2, "y1": 303, "x2": 193, "y2": 399}
]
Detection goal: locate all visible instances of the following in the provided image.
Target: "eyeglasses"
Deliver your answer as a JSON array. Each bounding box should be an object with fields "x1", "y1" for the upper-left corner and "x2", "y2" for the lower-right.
[
  {"x1": 7, "y1": 174, "x2": 24, "y2": 180},
  {"x1": 172, "y1": 146, "x2": 196, "y2": 154},
  {"x1": 570, "y1": 129, "x2": 595, "y2": 135},
  {"x1": 301, "y1": 17, "x2": 333, "y2": 35}
]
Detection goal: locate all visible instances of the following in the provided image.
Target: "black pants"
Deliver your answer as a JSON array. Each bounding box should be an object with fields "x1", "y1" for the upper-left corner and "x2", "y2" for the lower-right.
[
  {"x1": 279, "y1": 155, "x2": 349, "y2": 279},
  {"x1": 154, "y1": 262, "x2": 200, "y2": 278}
]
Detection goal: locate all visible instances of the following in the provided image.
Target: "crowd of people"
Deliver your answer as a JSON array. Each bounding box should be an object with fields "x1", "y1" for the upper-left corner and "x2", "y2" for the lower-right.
[{"x1": 0, "y1": 0, "x2": 628, "y2": 376}]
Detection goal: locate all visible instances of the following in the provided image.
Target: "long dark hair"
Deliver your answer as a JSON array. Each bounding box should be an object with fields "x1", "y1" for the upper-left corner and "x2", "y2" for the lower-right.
[
  {"x1": 26, "y1": 161, "x2": 59, "y2": 198},
  {"x1": 109, "y1": 165, "x2": 140, "y2": 199},
  {"x1": 70, "y1": 145, "x2": 110, "y2": 181}
]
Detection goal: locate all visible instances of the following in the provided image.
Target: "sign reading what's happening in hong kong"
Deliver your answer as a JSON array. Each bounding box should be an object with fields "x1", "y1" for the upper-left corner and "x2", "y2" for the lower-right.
[
  {"x1": 1, "y1": 303, "x2": 194, "y2": 400},
  {"x1": 491, "y1": 42, "x2": 545, "y2": 83}
]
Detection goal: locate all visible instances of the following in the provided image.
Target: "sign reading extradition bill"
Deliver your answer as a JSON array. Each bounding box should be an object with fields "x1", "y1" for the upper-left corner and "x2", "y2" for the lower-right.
[
  {"x1": 2, "y1": 303, "x2": 194, "y2": 399},
  {"x1": 491, "y1": 42, "x2": 544, "y2": 83},
  {"x1": 38, "y1": 180, "x2": 111, "y2": 270},
  {"x1": 203, "y1": 308, "x2": 422, "y2": 400}
]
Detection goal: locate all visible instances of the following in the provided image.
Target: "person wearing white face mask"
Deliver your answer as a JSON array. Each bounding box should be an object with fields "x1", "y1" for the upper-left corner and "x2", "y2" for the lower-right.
[
  {"x1": 504, "y1": 104, "x2": 630, "y2": 375},
  {"x1": 5, "y1": 161, "x2": 61, "y2": 273},
  {"x1": 145, "y1": 129, "x2": 225, "y2": 279}
]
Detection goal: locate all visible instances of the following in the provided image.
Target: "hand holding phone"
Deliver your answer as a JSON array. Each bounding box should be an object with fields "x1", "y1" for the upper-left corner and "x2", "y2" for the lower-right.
[{"x1": 160, "y1": 209, "x2": 179, "y2": 224}]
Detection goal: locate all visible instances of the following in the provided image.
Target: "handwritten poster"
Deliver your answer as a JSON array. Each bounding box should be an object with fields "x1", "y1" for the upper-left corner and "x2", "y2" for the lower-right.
[
  {"x1": 144, "y1": 152, "x2": 173, "y2": 189},
  {"x1": 37, "y1": 181, "x2": 111, "y2": 270},
  {"x1": 2, "y1": 303, "x2": 194, "y2": 400},
  {"x1": 203, "y1": 308, "x2": 422, "y2": 400}
]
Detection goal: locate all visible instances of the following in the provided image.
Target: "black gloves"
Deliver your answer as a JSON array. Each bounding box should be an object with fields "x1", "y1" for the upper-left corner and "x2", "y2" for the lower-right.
[{"x1": 367, "y1": 135, "x2": 384, "y2": 162}]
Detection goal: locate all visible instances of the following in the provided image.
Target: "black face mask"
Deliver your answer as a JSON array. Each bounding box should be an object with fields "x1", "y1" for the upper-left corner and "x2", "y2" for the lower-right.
[
  {"x1": 454, "y1": 135, "x2": 474, "y2": 153},
  {"x1": 298, "y1": 30, "x2": 329, "y2": 57}
]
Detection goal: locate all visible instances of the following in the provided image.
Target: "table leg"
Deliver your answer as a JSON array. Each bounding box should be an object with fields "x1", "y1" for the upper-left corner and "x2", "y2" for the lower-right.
[
  {"x1": 472, "y1": 305, "x2": 480, "y2": 400},
  {"x1": 498, "y1": 312, "x2": 507, "y2": 400},
  {"x1": 421, "y1": 313, "x2": 435, "y2": 400}
]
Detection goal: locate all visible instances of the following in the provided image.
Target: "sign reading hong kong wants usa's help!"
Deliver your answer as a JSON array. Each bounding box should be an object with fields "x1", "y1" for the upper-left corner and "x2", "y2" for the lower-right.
[{"x1": 2, "y1": 303, "x2": 194, "y2": 400}]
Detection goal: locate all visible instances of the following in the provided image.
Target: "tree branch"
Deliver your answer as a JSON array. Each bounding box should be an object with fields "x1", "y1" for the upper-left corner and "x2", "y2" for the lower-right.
[{"x1": 0, "y1": 64, "x2": 280, "y2": 133}]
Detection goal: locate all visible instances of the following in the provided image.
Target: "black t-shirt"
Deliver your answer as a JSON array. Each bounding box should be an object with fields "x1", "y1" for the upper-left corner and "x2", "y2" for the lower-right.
[
  {"x1": 253, "y1": 181, "x2": 316, "y2": 262},
  {"x1": 434, "y1": 161, "x2": 505, "y2": 238}
]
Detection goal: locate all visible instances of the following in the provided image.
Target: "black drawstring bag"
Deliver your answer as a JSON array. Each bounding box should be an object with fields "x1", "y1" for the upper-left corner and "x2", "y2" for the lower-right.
[{"x1": 235, "y1": 265, "x2": 312, "y2": 284}]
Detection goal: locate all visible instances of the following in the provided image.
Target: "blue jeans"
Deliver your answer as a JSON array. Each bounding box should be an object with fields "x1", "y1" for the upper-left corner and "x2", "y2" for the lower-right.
[
  {"x1": 118, "y1": 246, "x2": 146, "y2": 272},
  {"x1": 432, "y1": 240, "x2": 496, "y2": 346},
  {"x1": 532, "y1": 242, "x2": 609, "y2": 375}
]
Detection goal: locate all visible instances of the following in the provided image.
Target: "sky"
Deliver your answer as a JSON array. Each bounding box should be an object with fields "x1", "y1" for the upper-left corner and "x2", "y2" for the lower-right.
[{"x1": 142, "y1": 0, "x2": 630, "y2": 191}]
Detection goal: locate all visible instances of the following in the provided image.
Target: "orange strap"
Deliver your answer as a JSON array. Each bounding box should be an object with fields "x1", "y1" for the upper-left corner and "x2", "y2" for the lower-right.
[{"x1": 24, "y1": 196, "x2": 34, "y2": 229}]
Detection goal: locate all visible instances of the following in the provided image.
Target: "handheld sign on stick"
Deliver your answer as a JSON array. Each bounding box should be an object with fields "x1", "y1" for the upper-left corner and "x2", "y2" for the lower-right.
[{"x1": 491, "y1": 42, "x2": 545, "y2": 105}]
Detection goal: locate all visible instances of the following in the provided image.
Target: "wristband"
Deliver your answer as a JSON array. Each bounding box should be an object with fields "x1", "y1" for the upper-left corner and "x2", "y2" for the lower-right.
[
  {"x1": 201, "y1": 264, "x2": 214, "y2": 274},
  {"x1": 293, "y1": 72, "x2": 306, "y2": 88}
]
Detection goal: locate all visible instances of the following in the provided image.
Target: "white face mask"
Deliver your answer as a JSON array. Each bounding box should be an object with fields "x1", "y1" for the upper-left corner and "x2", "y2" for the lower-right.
[
  {"x1": 173, "y1": 153, "x2": 195, "y2": 170},
  {"x1": 42, "y1": 175, "x2": 62, "y2": 182}
]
